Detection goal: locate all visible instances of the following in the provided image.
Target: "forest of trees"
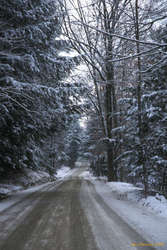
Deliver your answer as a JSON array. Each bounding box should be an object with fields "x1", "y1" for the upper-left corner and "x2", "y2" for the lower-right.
[
  {"x1": 0, "y1": 0, "x2": 87, "y2": 178},
  {"x1": 0, "y1": 0, "x2": 167, "y2": 197},
  {"x1": 62, "y1": 0, "x2": 167, "y2": 196}
]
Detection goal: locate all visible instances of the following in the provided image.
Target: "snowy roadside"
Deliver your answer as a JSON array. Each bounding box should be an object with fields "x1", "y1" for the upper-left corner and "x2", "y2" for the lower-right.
[
  {"x1": 80, "y1": 170, "x2": 167, "y2": 249},
  {"x1": 0, "y1": 169, "x2": 53, "y2": 200},
  {"x1": 55, "y1": 165, "x2": 75, "y2": 179},
  {"x1": 0, "y1": 182, "x2": 52, "y2": 213},
  {"x1": 81, "y1": 170, "x2": 167, "y2": 218},
  {"x1": 0, "y1": 166, "x2": 74, "y2": 213}
]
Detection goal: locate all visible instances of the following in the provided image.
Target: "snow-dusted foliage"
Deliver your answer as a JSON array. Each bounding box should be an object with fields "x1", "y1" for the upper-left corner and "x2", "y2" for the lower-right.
[
  {"x1": 114, "y1": 25, "x2": 167, "y2": 194},
  {"x1": 0, "y1": 0, "x2": 82, "y2": 177},
  {"x1": 65, "y1": 0, "x2": 167, "y2": 196},
  {"x1": 141, "y1": 26, "x2": 167, "y2": 192},
  {"x1": 64, "y1": 118, "x2": 85, "y2": 168}
]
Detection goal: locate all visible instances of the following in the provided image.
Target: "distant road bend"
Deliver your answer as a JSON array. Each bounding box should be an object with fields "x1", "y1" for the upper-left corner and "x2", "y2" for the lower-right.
[{"x1": 0, "y1": 167, "x2": 156, "y2": 250}]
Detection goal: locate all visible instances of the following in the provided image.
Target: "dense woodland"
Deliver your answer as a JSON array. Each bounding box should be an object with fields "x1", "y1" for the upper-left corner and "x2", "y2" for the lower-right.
[
  {"x1": 0, "y1": 0, "x2": 87, "y2": 178},
  {"x1": 0, "y1": 0, "x2": 167, "y2": 197}
]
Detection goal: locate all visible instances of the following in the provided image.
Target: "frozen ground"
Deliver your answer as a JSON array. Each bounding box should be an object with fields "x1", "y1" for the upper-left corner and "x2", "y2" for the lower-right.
[
  {"x1": 0, "y1": 166, "x2": 74, "y2": 196},
  {"x1": 81, "y1": 170, "x2": 167, "y2": 249},
  {"x1": 0, "y1": 166, "x2": 74, "y2": 213},
  {"x1": 56, "y1": 165, "x2": 74, "y2": 179},
  {"x1": 0, "y1": 167, "x2": 98, "y2": 250},
  {"x1": 81, "y1": 170, "x2": 167, "y2": 218},
  {"x1": 0, "y1": 185, "x2": 22, "y2": 196},
  {"x1": 0, "y1": 182, "x2": 52, "y2": 213},
  {"x1": 0, "y1": 169, "x2": 53, "y2": 198},
  {"x1": 0, "y1": 166, "x2": 167, "y2": 250},
  {"x1": 139, "y1": 194, "x2": 167, "y2": 217}
]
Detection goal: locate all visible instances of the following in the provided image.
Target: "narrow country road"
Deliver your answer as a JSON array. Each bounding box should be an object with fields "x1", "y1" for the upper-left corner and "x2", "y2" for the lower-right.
[{"x1": 0, "y1": 167, "x2": 156, "y2": 250}]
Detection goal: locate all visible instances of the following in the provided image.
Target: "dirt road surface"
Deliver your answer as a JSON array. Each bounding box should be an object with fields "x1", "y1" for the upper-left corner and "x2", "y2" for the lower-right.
[{"x1": 0, "y1": 167, "x2": 156, "y2": 250}]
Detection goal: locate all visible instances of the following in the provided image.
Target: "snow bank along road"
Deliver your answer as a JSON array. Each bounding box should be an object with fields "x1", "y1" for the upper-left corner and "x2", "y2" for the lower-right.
[{"x1": 0, "y1": 167, "x2": 159, "y2": 250}]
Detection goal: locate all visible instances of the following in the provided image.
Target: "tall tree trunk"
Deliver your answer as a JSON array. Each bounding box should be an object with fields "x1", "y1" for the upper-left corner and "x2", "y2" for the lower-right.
[
  {"x1": 102, "y1": 0, "x2": 118, "y2": 181},
  {"x1": 135, "y1": 0, "x2": 148, "y2": 197},
  {"x1": 105, "y1": 38, "x2": 117, "y2": 181}
]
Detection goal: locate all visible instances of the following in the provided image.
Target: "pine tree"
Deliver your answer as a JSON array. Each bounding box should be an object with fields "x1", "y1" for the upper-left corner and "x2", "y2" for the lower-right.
[
  {"x1": 141, "y1": 25, "x2": 167, "y2": 194},
  {"x1": 0, "y1": 0, "x2": 80, "y2": 176}
]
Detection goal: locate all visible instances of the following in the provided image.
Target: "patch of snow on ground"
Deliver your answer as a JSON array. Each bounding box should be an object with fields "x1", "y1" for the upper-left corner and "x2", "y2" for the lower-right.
[
  {"x1": 80, "y1": 170, "x2": 167, "y2": 249},
  {"x1": 107, "y1": 181, "x2": 142, "y2": 193},
  {"x1": 80, "y1": 170, "x2": 107, "y2": 181},
  {"x1": 107, "y1": 181, "x2": 143, "y2": 201},
  {"x1": 20, "y1": 170, "x2": 51, "y2": 187},
  {"x1": 0, "y1": 184, "x2": 23, "y2": 197},
  {"x1": 0, "y1": 166, "x2": 76, "y2": 213},
  {"x1": 106, "y1": 181, "x2": 167, "y2": 218},
  {"x1": 139, "y1": 194, "x2": 167, "y2": 217},
  {"x1": 90, "y1": 179, "x2": 167, "y2": 250},
  {"x1": 0, "y1": 184, "x2": 22, "y2": 193},
  {"x1": 81, "y1": 172, "x2": 167, "y2": 219},
  {"x1": 0, "y1": 188, "x2": 10, "y2": 195},
  {"x1": 0, "y1": 182, "x2": 51, "y2": 213},
  {"x1": 79, "y1": 170, "x2": 96, "y2": 180},
  {"x1": 56, "y1": 166, "x2": 72, "y2": 179}
]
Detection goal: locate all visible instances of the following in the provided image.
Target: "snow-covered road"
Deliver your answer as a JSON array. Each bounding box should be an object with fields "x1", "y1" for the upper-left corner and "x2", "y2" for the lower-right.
[{"x1": 0, "y1": 167, "x2": 166, "y2": 250}]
